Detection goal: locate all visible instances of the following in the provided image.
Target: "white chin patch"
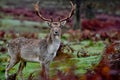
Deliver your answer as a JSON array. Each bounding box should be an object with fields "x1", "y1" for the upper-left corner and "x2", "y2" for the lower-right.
[{"x1": 55, "y1": 36, "x2": 59, "y2": 39}]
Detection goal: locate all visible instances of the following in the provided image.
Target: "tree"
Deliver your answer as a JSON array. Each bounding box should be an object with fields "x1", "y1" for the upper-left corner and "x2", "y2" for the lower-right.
[{"x1": 72, "y1": 0, "x2": 81, "y2": 30}]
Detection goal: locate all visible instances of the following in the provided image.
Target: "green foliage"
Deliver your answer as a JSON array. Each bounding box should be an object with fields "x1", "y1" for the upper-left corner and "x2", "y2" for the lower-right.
[
  {"x1": 0, "y1": 40, "x2": 104, "y2": 79},
  {"x1": 0, "y1": 17, "x2": 105, "y2": 80}
]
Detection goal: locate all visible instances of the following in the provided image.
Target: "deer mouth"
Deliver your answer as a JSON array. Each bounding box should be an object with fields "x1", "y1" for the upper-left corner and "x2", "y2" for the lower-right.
[
  {"x1": 54, "y1": 33, "x2": 59, "y2": 36},
  {"x1": 53, "y1": 33, "x2": 60, "y2": 39}
]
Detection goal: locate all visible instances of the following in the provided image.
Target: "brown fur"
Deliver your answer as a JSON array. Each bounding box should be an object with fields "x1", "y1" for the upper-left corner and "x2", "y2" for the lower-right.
[{"x1": 5, "y1": 21, "x2": 66, "y2": 80}]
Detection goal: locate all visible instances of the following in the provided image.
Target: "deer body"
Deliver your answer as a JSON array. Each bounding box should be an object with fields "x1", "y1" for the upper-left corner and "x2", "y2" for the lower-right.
[
  {"x1": 5, "y1": 1, "x2": 75, "y2": 80},
  {"x1": 7, "y1": 37, "x2": 60, "y2": 63},
  {"x1": 5, "y1": 27, "x2": 61, "y2": 79}
]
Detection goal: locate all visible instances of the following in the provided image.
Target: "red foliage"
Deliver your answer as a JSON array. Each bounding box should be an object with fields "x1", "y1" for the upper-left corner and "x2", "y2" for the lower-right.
[
  {"x1": 51, "y1": 67, "x2": 79, "y2": 80},
  {"x1": 81, "y1": 29, "x2": 92, "y2": 40},
  {"x1": 0, "y1": 47, "x2": 6, "y2": 53},
  {"x1": 82, "y1": 19, "x2": 120, "y2": 32},
  {"x1": 105, "y1": 43, "x2": 116, "y2": 54},
  {"x1": 0, "y1": 30, "x2": 5, "y2": 39},
  {"x1": 8, "y1": 31, "x2": 17, "y2": 39},
  {"x1": 67, "y1": 29, "x2": 81, "y2": 41},
  {"x1": 84, "y1": 42, "x2": 120, "y2": 80},
  {"x1": 54, "y1": 43, "x2": 73, "y2": 60}
]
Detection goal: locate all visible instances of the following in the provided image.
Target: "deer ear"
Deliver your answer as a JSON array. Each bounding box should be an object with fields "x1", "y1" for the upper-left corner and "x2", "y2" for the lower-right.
[{"x1": 61, "y1": 21, "x2": 66, "y2": 26}]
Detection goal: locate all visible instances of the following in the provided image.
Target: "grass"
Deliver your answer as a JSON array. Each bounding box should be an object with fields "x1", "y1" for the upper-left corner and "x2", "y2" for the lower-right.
[
  {"x1": 0, "y1": 19, "x2": 49, "y2": 33},
  {"x1": 0, "y1": 40, "x2": 104, "y2": 80},
  {"x1": 0, "y1": 18, "x2": 105, "y2": 79}
]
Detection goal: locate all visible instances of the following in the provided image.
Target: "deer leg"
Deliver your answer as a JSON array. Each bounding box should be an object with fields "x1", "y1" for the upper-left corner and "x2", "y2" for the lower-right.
[
  {"x1": 45, "y1": 62, "x2": 50, "y2": 79},
  {"x1": 17, "y1": 61, "x2": 26, "y2": 80},
  {"x1": 5, "y1": 57, "x2": 19, "y2": 79},
  {"x1": 41, "y1": 62, "x2": 50, "y2": 80}
]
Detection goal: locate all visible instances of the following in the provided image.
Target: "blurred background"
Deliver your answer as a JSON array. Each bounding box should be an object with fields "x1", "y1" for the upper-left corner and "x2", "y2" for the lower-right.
[{"x1": 0, "y1": 0, "x2": 120, "y2": 80}]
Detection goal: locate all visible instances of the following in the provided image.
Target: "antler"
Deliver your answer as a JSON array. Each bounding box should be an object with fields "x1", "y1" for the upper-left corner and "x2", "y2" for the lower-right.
[
  {"x1": 34, "y1": 1, "x2": 52, "y2": 22},
  {"x1": 60, "y1": 1, "x2": 76, "y2": 22}
]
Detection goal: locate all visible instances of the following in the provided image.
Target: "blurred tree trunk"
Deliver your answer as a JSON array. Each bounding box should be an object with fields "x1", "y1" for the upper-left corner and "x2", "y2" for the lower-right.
[
  {"x1": 85, "y1": 3, "x2": 95, "y2": 19},
  {"x1": 72, "y1": 0, "x2": 81, "y2": 30}
]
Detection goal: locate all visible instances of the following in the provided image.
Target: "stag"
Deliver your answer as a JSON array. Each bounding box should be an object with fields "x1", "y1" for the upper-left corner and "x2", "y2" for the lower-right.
[{"x1": 5, "y1": 1, "x2": 75, "y2": 80}]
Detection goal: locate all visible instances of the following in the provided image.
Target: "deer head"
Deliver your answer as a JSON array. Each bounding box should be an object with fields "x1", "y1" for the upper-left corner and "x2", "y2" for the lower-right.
[{"x1": 34, "y1": 1, "x2": 75, "y2": 36}]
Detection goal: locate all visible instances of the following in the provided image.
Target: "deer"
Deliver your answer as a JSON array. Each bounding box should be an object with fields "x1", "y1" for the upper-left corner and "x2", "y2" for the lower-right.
[{"x1": 5, "y1": 1, "x2": 75, "y2": 80}]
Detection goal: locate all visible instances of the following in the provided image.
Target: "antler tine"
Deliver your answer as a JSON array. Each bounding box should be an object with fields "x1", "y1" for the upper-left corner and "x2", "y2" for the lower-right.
[
  {"x1": 34, "y1": 1, "x2": 52, "y2": 22},
  {"x1": 60, "y1": 1, "x2": 76, "y2": 22}
]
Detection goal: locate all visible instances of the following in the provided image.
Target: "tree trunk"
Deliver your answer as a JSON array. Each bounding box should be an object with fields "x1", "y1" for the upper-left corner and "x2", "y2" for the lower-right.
[{"x1": 73, "y1": 0, "x2": 81, "y2": 30}]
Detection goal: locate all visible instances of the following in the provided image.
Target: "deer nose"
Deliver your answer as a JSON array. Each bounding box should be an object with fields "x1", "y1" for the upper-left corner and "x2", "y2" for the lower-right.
[{"x1": 54, "y1": 31, "x2": 58, "y2": 34}]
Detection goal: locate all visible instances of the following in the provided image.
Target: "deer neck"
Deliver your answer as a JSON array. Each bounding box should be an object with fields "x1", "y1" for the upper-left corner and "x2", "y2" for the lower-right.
[
  {"x1": 46, "y1": 33, "x2": 61, "y2": 56},
  {"x1": 47, "y1": 33, "x2": 61, "y2": 45}
]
